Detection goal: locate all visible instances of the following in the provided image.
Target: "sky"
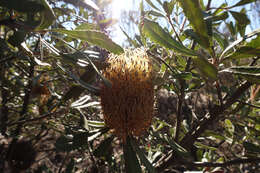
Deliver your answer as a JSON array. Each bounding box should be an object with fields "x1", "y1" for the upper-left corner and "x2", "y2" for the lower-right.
[{"x1": 110, "y1": 0, "x2": 260, "y2": 46}]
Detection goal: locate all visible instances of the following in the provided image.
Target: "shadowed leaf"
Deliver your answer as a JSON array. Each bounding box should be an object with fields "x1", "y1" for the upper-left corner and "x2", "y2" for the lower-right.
[
  {"x1": 221, "y1": 66, "x2": 260, "y2": 84},
  {"x1": 224, "y1": 36, "x2": 260, "y2": 60},
  {"x1": 142, "y1": 19, "x2": 197, "y2": 56},
  {"x1": 192, "y1": 56, "x2": 218, "y2": 80},
  {"x1": 123, "y1": 136, "x2": 142, "y2": 173},
  {"x1": 36, "y1": 0, "x2": 55, "y2": 29},
  {"x1": 131, "y1": 139, "x2": 157, "y2": 173},
  {"x1": 51, "y1": 29, "x2": 124, "y2": 54},
  {"x1": 177, "y1": 0, "x2": 211, "y2": 50}
]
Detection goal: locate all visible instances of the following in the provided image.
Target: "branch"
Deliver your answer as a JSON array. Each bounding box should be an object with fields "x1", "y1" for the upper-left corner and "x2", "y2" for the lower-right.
[
  {"x1": 166, "y1": 15, "x2": 183, "y2": 44},
  {"x1": 236, "y1": 100, "x2": 260, "y2": 109},
  {"x1": 156, "y1": 81, "x2": 252, "y2": 171},
  {"x1": 7, "y1": 109, "x2": 66, "y2": 126},
  {"x1": 181, "y1": 81, "x2": 252, "y2": 149}
]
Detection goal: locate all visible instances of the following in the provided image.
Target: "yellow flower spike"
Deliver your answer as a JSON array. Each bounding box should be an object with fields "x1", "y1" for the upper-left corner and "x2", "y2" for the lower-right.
[{"x1": 100, "y1": 49, "x2": 155, "y2": 142}]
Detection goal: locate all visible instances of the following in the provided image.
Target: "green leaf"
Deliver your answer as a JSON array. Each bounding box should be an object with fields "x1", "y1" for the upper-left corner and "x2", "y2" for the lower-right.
[
  {"x1": 8, "y1": 31, "x2": 27, "y2": 47},
  {"x1": 220, "y1": 28, "x2": 260, "y2": 60},
  {"x1": 192, "y1": 56, "x2": 218, "y2": 80},
  {"x1": 51, "y1": 29, "x2": 124, "y2": 54},
  {"x1": 184, "y1": 29, "x2": 205, "y2": 48},
  {"x1": 213, "y1": 32, "x2": 228, "y2": 50},
  {"x1": 36, "y1": 0, "x2": 55, "y2": 29},
  {"x1": 195, "y1": 142, "x2": 217, "y2": 151},
  {"x1": 224, "y1": 36, "x2": 260, "y2": 60},
  {"x1": 57, "y1": 63, "x2": 100, "y2": 95},
  {"x1": 167, "y1": 139, "x2": 190, "y2": 158},
  {"x1": 231, "y1": 0, "x2": 257, "y2": 8},
  {"x1": 224, "y1": 119, "x2": 235, "y2": 135},
  {"x1": 65, "y1": 159, "x2": 75, "y2": 173},
  {"x1": 163, "y1": 1, "x2": 175, "y2": 16},
  {"x1": 123, "y1": 136, "x2": 142, "y2": 173},
  {"x1": 76, "y1": 23, "x2": 100, "y2": 30},
  {"x1": 147, "y1": 10, "x2": 165, "y2": 18},
  {"x1": 142, "y1": 19, "x2": 197, "y2": 56},
  {"x1": 177, "y1": 0, "x2": 211, "y2": 50},
  {"x1": 206, "y1": 12, "x2": 229, "y2": 22},
  {"x1": 72, "y1": 132, "x2": 89, "y2": 150},
  {"x1": 243, "y1": 142, "x2": 260, "y2": 153},
  {"x1": 152, "y1": 131, "x2": 190, "y2": 158},
  {"x1": 55, "y1": 136, "x2": 73, "y2": 152},
  {"x1": 93, "y1": 136, "x2": 114, "y2": 157},
  {"x1": 144, "y1": 0, "x2": 161, "y2": 11},
  {"x1": 173, "y1": 72, "x2": 192, "y2": 81},
  {"x1": 88, "y1": 120, "x2": 106, "y2": 128},
  {"x1": 230, "y1": 10, "x2": 250, "y2": 37},
  {"x1": 131, "y1": 139, "x2": 157, "y2": 173},
  {"x1": 221, "y1": 66, "x2": 260, "y2": 84}
]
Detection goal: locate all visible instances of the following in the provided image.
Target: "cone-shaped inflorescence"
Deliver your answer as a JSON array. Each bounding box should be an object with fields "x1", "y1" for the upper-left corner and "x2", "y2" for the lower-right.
[{"x1": 100, "y1": 49, "x2": 154, "y2": 141}]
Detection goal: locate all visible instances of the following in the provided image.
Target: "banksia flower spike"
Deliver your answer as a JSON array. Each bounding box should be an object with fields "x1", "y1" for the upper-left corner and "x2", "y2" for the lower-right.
[{"x1": 100, "y1": 49, "x2": 154, "y2": 141}]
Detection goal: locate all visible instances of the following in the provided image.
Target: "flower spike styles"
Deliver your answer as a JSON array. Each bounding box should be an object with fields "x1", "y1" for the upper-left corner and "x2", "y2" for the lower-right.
[{"x1": 100, "y1": 49, "x2": 154, "y2": 141}]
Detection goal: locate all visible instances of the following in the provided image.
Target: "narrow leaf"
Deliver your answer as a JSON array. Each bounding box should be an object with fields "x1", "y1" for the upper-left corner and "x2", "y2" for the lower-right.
[
  {"x1": 76, "y1": 23, "x2": 99, "y2": 30},
  {"x1": 177, "y1": 0, "x2": 211, "y2": 49},
  {"x1": 57, "y1": 63, "x2": 100, "y2": 94},
  {"x1": 224, "y1": 36, "x2": 260, "y2": 60},
  {"x1": 243, "y1": 142, "x2": 260, "y2": 153},
  {"x1": 131, "y1": 139, "x2": 157, "y2": 173},
  {"x1": 51, "y1": 29, "x2": 124, "y2": 54},
  {"x1": 192, "y1": 56, "x2": 218, "y2": 80},
  {"x1": 142, "y1": 19, "x2": 197, "y2": 56},
  {"x1": 231, "y1": 0, "x2": 257, "y2": 8},
  {"x1": 36, "y1": 0, "x2": 56, "y2": 29},
  {"x1": 93, "y1": 136, "x2": 114, "y2": 157},
  {"x1": 123, "y1": 136, "x2": 142, "y2": 173},
  {"x1": 163, "y1": 1, "x2": 175, "y2": 16},
  {"x1": 220, "y1": 28, "x2": 260, "y2": 60},
  {"x1": 145, "y1": 0, "x2": 160, "y2": 11},
  {"x1": 221, "y1": 66, "x2": 260, "y2": 84},
  {"x1": 213, "y1": 32, "x2": 228, "y2": 50},
  {"x1": 83, "y1": 0, "x2": 99, "y2": 11},
  {"x1": 206, "y1": 12, "x2": 228, "y2": 22},
  {"x1": 230, "y1": 10, "x2": 250, "y2": 36}
]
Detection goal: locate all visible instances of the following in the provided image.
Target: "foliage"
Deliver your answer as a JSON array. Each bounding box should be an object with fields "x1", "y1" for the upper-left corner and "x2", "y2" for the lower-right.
[{"x1": 0, "y1": 0, "x2": 260, "y2": 172}]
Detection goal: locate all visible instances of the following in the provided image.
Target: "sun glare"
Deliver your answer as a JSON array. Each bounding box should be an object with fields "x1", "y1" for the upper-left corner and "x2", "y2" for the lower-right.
[
  {"x1": 111, "y1": 0, "x2": 133, "y2": 20},
  {"x1": 110, "y1": 0, "x2": 134, "y2": 46}
]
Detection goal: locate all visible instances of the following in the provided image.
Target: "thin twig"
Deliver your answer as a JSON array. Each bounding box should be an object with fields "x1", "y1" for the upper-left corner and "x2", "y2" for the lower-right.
[
  {"x1": 206, "y1": 0, "x2": 212, "y2": 10},
  {"x1": 7, "y1": 109, "x2": 66, "y2": 126},
  {"x1": 166, "y1": 15, "x2": 183, "y2": 44},
  {"x1": 236, "y1": 100, "x2": 260, "y2": 109},
  {"x1": 174, "y1": 82, "x2": 184, "y2": 142}
]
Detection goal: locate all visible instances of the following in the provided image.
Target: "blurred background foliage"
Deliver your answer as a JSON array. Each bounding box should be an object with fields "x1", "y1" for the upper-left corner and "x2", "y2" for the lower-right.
[{"x1": 0, "y1": 0, "x2": 260, "y2": 172}]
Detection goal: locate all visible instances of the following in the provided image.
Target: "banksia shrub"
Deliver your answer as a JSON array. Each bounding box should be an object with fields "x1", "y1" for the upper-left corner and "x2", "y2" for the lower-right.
[{"x1": 100, "y1": 49, "x2": 154, "y2": 141}]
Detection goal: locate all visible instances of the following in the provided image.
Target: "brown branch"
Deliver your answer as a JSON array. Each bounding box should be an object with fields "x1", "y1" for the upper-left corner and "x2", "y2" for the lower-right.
[
  {"x1": 166, "y1": 15, "x2": 183, "y2": 44},
  {"x1": 236, "y1": 100, "x2": 260, "y2": 109},
  {"x1": 174, "y1": 82, "x2": 185, "y2": 142},
  {"x1": 181, "y1": 81, "x2": 252, "y2": 148},
  {"x1": 7, "y1": 109, "x2": 66, "y2": 126},
  {"x1": 156, "y1": 81, "x2": 252, "y2": 171},
  {"x1": 206, "y1": 0, "x2": 212, "y2": 10}
]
